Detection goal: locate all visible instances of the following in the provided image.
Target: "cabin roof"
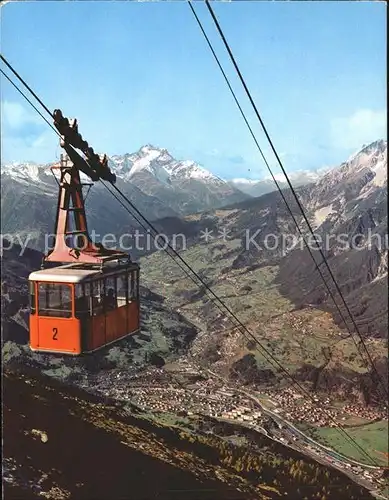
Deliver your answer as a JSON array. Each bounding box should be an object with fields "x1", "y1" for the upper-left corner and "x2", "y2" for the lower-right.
[{"x1": 28, "y1": 262, "x2": 138, "y2": 284}]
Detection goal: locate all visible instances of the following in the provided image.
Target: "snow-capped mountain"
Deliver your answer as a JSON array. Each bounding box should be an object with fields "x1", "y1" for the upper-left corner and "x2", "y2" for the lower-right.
[
  {"x1": 230, "y1": 168, "x2": 330, "y2": 197},
  {"x1": 2, "y1": 140, "x2": 386, "y2": 251},
  {"x1": 1, "y1": 161, "x2": 55, "y2": 185},
  {"x1": 229, "y1": 178, "x2": 276, "y2": 197},
  {"x1": 2, "y1": 145, "x2": 228, "y2": 189},
  {"x1": 108, "y1": 145, "x2": 248, "y2": 215},
  {"x1": 277, "y1": 140, "x2": 388, "y2": 337},
  {"x1": 109, "y1": 144, "x2": 229, "y2": 188},
  {"x1": 109, "y1": 146, "x2": 172, "y2": 185},
  {"x1": 1, "y1": 146, "x2": 248, "y2": 217},
  {"x1": 321, "y1": 139, "x2": 387, "y2": 200},
  {"x1": 304, "y1": 139, "x2": 387, "y2": 222},
  {"x1": 109, "y1": 145, "x2": 225, "y2": 185},
  {"x1": 1, "y1": 162, "x2": 42, "y2": 184},
  {"x1": 1, "y1": 145, "x2": 333, "y2": 205}
]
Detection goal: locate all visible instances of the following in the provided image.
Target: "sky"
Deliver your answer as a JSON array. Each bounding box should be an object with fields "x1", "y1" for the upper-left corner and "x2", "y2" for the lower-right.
[{"x1": 1, "y1": 1, "x2": 387, "y2": 180}]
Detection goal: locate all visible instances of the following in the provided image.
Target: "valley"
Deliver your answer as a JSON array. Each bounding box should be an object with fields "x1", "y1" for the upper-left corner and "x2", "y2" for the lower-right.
[{"x1": 1, "y1": 139, "x2": 388, "y2": 499}]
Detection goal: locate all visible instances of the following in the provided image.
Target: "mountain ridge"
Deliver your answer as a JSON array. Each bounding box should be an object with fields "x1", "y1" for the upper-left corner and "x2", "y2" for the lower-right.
[{"x1": 1, "y1": 145, "x2": 249, "y2": 247}]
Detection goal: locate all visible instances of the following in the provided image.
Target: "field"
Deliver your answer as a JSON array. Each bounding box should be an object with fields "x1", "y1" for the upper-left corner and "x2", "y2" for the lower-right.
[{"x1": 312, "y1": 421, "x2": 389, "y2": 466}]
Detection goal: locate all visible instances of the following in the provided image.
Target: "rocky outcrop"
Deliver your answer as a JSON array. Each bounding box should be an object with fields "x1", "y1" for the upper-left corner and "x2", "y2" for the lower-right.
[
  {"x1": 295, "y1": 358, "x2": 388, "y2": 405},
  {"x1": 230, "y1": 354, "x2": 276, "y2": 385}
]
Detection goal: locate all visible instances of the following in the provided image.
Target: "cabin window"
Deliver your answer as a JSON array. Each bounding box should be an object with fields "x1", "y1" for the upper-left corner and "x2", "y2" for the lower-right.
[
  {"x1": 128, "y1": 270, "x2": 136, "y2": 301},
  {"x1": 127, "y1": 272, "x2": 132, "y2": 302},
  {"x1": 38, "y1": 283, "x2": 72, "y2": 318},
  {"x1": 135, "y1": 269, "x2": 139, "y2": 298},
  {"x1": 132, "y1": 269, "x2": 140, "y2": 300},
  {"x1": 104, "y1": 276, "x2": 117, "y2": 311},
  {"x1": 116, "y1": 274, "x2": 127, "y2": 308},
  {"x1": 91, "y1": 279, "x2": 104, "y2": 316},
  {"x1": 131, "y1": 271, "x2": 136, "y2": 299},
  {"x1": 29, "y1": 281, "x2": 36, "y2": 314},
  {"x1": 75, "y1": 283, "x2": 92, "y2": 318}
]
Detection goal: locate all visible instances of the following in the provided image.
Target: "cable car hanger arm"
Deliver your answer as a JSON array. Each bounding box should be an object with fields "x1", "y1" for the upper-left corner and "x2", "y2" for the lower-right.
[
  {"x1": 52, "y1": 109, "x2": 116, "y2": 184},
  {"x1": 44, "y1": 109, "x2": 128, "y2": 265}
]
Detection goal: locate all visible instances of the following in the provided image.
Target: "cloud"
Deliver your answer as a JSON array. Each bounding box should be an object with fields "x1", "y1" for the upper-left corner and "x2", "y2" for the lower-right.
[
  {"x1": 2, "y1": 129, "x2": 57, "y2": 164},
  {"x1": 2, "y1": 100, "x2": 41, "y2": 130},
  {"x1": 330, "y1": 108, "x2": 387, "y2": 151},
  {"x1": 231, "y1": 178, "x2": 260, "y2": 184},
  {"x1": 1, "y1": 100, "x2": 58, "y2": 162}
]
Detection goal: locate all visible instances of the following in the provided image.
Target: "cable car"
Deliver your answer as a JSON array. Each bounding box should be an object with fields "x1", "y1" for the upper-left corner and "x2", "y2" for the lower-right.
[{"x1": 29, "y1": 111, "x2": 140, "y2": 355}]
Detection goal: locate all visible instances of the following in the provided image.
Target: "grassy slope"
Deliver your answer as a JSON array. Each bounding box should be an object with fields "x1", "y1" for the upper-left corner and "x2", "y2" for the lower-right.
[
  {"x1": 312, "y1": 421, "x2": 389, "y2": 467},
  {"x1": 2, "y1": 369, "x2": 253, "y2": 500}
]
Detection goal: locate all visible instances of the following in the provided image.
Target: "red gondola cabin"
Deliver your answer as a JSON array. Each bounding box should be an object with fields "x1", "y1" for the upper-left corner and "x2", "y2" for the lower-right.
[{"x1": 29, "y1": 262, "x2": 140, "y2": 355}]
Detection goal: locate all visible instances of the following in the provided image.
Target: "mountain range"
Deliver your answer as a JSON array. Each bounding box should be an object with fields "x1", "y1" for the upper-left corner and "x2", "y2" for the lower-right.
[
  {"x1": 126, "y1": 139, "x2": 387, "y2": 410},
  {"x1": 145, "y1": 140, "x2": 388, "y2": 335},
  {"x1": 1, "y1": 144, "x2": 331, "y2": 249},
  {"x1": 1, "y1": 145, "x2": 248, "y2": 245}
]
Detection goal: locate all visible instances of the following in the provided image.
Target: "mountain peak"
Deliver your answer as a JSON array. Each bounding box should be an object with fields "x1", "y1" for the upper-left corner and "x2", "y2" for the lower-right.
[
  {"x1": 108, "y1": 147, "x2": 224, "y2": 186},
  {"x1": 362, "y1": 138, "x2": 387, "y2": 152},
  {"x1": 347, "y1": 139, "x2": 387, "y2": 164},
  {"x1": 139, "y1": 144, "x2": 160, "y2": 154},
  {"x1": 310, "y1": 138, "x2": 387, "y2": 210},
  {"x1": 1, "y1": 161, "x2": 44, "y2": 184}
]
